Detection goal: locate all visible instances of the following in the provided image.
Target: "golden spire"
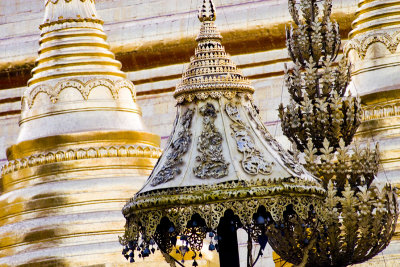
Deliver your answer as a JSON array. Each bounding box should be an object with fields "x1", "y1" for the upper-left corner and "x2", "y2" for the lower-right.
[
  {"x1": 0, "y1": 1, "x2": 161, "y2": 266},
  {"x1": 198, "y1": 0, "x2": 216, "y2": 22},
  {"x1": 29, "y1": 0, "x2": 124, "y2": 86},
  {"x1": 174, "y1": 0, "x2": 254, "y2": 103},
  {"x1": 349, "y1": 0, "x2": 400, "y2": 39},
  {"x1": 17, "y1": 0, "x2": 146, "y2": 144}
]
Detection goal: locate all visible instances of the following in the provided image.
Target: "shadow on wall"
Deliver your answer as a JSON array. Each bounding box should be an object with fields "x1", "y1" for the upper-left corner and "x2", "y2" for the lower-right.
[{"x1": 16, "y1": 257, "x2": 68, "y2": 267}]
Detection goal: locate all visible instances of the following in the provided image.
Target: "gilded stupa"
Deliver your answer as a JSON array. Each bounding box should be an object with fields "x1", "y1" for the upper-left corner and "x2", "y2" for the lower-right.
[
  {"x1": 345, "y1": 0, "x2": 400, "y2": 263},
  {"x1": 0, "y1": 0, "x2": 161, "y2": 266}
]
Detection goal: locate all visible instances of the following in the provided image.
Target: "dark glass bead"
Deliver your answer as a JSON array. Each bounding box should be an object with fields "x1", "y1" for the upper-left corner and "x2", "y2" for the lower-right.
[{"x1": 256, "y1": 215, "x2": 265, "y2": 225}]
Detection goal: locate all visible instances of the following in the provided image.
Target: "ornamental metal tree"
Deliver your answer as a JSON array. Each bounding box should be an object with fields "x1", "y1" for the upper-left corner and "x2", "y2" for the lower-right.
[
  {"x1": 280, "y1": 0, "x2": 361, "y2": 153},
  {"x1": 279, "y1": 0, "x2": 398, "y2": 266}
]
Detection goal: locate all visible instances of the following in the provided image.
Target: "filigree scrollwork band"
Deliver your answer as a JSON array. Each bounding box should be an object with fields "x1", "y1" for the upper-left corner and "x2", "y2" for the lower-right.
[
  {"x1": 345, "y1": 32, "x2": 400, "y2": 59},
  {"x1": 122, "y1": 178, "x2": 325, "y2": 243},
  {"x1": 225, "y1": 102, "x2": 273, "y2": 175},
  {"x1": 151, "y1": 109, "x2": 194, "y2": 186},
  {"x1": 193, "y1": 103, "x2": 228, "y2": 179},
  {"x1": 361, "y1": 101, "x2": 400, "y2": 122},
  {"x1": 1, "y1": 144, "x2": 162, "y2": 176},
  {"x1": 246, "y1": 103, "x2": 305, "y2": 177}
]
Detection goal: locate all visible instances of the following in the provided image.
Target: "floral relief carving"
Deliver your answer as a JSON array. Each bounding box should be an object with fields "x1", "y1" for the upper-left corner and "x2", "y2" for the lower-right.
[
  {"x1": 193, "y1": 103, "x2": 228, "y2": 179},
  {"x1": 246, "y1": 103, "x2": 305, "y2": 176},
  {"x1": 26, "y1": 78, "x2": 136, "y2": 108},
  {"x1": 362, "y1": 101, "x2": 400, "y2": 121},
  {"x1": 1, "y1": 145, "x2": 162, "y2": 176},
  {"x1": 225, "y1": 102, "x2": 273, "y2": 175},
  {"x1": 150, "y1": 109, "x2": 195, "y2": 187},
  {"x1": 345, "y1": 31, "x2": 400, "y2": 59}
]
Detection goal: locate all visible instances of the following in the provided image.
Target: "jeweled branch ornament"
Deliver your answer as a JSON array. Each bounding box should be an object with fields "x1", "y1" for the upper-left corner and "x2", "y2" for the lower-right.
[
  {"x1": 280, "y1": 0, "x2": 360, "y2": 152},
  {"x1": 279, "y1": 0, "x2": 399, "y2": 266},
  {"x1": 120, "y1": 1, "x2": 326, "y2": 266}
]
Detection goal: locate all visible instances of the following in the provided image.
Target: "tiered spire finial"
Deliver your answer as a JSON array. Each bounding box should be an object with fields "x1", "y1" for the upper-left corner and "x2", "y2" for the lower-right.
[
  {"x1": 198, "y1": 0, "x2": 216, "y2": 22},
  {"x1": 28, "y1": 0, "x2": 124, "y2": 87},
  {"x1": 17, "y1": 0, "x2": 143, "y2": 143},
  {"x1": 196, "y1": 0, "x2": 221, "y2": 41},
  {"x1": 174, "y1": 0, "x2": 253, "y2": 103}
]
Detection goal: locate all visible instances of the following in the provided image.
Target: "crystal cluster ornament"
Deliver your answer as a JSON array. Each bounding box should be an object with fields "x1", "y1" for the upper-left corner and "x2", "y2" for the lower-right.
[{"x1": 279, "y1": 1, "x2": 398, "y2": 266}]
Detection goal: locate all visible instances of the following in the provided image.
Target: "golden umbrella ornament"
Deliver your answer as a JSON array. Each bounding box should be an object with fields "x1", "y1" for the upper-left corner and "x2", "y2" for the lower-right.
[{"x1": 121, "y1": 1, "x2": 326, "y2": 266}]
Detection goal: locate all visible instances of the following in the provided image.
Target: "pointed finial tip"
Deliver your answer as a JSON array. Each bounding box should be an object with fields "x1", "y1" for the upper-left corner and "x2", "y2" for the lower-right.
[{"x1": 198, "y1": 0, "x2": 216, "y2": 22}]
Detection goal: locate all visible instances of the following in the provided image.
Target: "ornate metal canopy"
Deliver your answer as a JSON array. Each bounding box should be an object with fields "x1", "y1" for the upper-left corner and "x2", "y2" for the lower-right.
[
  {"x1": 121, "y1": 0, "x2": 326, "y2": 266},
  {"x1": 279, "y1": 0, "x2": 399, "y2": 265}
]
